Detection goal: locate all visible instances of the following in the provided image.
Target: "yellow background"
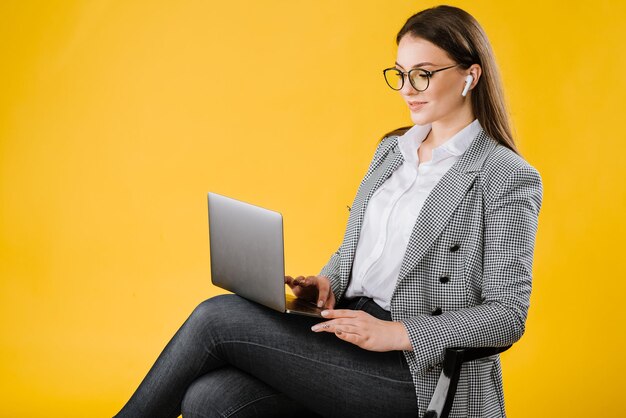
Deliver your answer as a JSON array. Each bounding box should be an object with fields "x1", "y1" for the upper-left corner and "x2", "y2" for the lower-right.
[{"x1": 1, "y1": 1, "x2": 624, "y2": 417}]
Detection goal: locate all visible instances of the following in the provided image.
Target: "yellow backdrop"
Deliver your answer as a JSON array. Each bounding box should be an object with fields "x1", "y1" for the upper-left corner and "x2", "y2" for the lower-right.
[{"x1": 1, "y1": 1, "x2": 624, "y2": 417}]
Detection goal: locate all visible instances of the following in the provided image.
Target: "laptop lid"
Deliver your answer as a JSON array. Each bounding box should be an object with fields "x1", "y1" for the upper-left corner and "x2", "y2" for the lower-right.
[{"x1": 207, "y1": 192, "x2": 286, "y2": 312}]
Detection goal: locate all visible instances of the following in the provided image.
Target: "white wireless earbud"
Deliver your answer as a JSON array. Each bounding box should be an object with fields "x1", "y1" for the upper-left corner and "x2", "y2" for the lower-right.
[{"x1": 461, "y1": 74, "x2": 474, "y2": 97}]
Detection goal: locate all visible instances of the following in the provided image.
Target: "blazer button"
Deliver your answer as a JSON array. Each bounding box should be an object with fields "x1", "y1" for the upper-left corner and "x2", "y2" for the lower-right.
[
  {"x1": 449, "y1": 244, "x2": 460, "y2": 252},
  {"x1": 432, "y1": 307, "x2": 442, "y2": 316},
  {"x1": 439, "y1": 275, "x2": 450, "y2": 284}
]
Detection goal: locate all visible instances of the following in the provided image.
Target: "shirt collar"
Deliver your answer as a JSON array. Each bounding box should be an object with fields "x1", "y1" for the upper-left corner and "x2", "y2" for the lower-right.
[{"x1": 397, "y1": 118, "x2": 483, "y2": 166}]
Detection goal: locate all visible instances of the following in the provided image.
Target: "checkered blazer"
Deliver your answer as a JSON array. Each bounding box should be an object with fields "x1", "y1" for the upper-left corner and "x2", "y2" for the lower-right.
[{"x1": 319, "y1": 128, "x2": 543, "y2": 418}]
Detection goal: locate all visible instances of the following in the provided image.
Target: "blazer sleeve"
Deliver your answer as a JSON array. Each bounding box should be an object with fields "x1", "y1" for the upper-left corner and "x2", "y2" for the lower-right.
[
  {"x1": 318, "y1": 135, "x2": 399, "y2": 301},
  {"x1": 319, "y1": 246, "x2": 342, "y2": 302},
  {"x1": 399, "y1": 163, "x2": 543, "y2": 375}
]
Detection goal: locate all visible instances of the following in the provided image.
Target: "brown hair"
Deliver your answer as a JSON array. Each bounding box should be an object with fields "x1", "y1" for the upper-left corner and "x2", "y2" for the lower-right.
[{"x1": 388, "y1": 5, "x2": 519, "y2": 154}]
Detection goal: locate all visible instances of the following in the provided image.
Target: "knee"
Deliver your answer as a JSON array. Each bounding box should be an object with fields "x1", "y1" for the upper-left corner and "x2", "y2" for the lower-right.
[
  {"x1": 181, "y1": 374, "x2": 223, "y2": 418},
  {"x1": 182, "y1": 369, "x2": 307, "y2": 418},
  {"x1": 190, "y1": 294, "x2": 239, "y2": 324}
]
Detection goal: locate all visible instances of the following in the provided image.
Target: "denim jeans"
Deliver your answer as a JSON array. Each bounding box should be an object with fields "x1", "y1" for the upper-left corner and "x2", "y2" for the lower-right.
[{"x1": 113, "y1": 294, "x2": 417, "y2": 418}]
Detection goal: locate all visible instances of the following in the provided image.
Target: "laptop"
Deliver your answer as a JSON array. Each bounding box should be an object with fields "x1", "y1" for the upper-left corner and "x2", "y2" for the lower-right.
[{"x1": 207, "y1": 192, "x2": 323, "y2": 317}]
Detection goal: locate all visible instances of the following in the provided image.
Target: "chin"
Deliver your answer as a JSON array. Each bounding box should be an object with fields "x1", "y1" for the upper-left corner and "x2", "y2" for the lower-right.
[{"x1": 409, "y1": 111, "x2": 433, "y2": 126}]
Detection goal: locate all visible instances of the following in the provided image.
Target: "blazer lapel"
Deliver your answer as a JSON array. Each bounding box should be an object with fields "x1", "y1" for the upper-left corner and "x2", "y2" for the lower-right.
[
  {"x1": 396, "y1": 129, "x2": 498, "y2": 284},
  {"x1": 339, "y1": 140, "x2": 404, "y2": 286}
]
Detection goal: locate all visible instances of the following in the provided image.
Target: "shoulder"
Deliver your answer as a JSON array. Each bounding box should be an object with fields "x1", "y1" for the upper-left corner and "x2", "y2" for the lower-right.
[
  {"x1": 484, "y1": 142, "x2": 537, "y2": 175},
  {"x1": 481, "y1": 139, "x2": 543, "y2": 214}
]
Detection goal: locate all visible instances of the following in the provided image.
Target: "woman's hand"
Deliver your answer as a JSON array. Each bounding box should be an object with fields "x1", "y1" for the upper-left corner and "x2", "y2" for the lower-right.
[
  {"x1": 310, "y1": 309, "x2": 413, "y2": 352},
  {"x1": 284, "y1": 275, "x2": 336, "y2": 309}
]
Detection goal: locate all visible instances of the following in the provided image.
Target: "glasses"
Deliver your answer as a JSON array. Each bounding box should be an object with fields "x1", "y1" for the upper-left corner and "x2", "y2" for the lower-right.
[{"x1": 383, "y1": 64, "x2": 459, "y2": 91}]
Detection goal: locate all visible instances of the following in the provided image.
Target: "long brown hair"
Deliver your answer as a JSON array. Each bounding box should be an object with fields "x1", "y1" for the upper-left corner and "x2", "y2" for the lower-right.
[{"x1": 388, "y1": 5, "x2": 518, "y2": 154}]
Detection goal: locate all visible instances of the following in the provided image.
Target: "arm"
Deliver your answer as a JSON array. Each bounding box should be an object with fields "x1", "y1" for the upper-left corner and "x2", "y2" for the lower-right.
[
  {"x1": 319, "y1": 248, "x2": 342, "y2": 303},
  {"x1": 318, "y1": 135, "x2": 400, "y2": 302},
  {"x1": 400, "y1": 165, "x2": 543, "y2": 374}
]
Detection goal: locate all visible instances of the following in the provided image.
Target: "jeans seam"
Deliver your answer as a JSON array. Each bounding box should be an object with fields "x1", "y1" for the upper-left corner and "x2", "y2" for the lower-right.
[
  {"x1": 182, "y1": 406, "x2": 217, "y2": 418},
  {"x1": 222, "y1": 393, "x2": 284, "y2": 417},
  {"x1": 354, "y1": 297, "x2": 369, "y2": 310},
  {"x1": 219, "y1": 340, "x2": 413, "y2": 384}
]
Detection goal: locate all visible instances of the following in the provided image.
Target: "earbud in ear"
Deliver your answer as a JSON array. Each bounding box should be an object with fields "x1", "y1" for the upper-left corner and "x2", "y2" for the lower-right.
[{"x1": 461, "y1": 74, "x2": 474, "y2": 97}]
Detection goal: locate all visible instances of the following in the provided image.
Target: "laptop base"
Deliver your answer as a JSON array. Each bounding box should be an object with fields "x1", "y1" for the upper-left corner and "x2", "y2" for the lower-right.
[{"x1": 285, "y1": 293, "x2": 324, "y2": 318}]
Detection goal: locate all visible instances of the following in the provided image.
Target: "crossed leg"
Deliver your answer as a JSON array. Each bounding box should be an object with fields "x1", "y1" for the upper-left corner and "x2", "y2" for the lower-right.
[
  {"x1": 181, "y1": 367, "x2": 321, "y2": 418},
  {"x1": 113, "y1": 294, "x2": 417, "y2": 418}
]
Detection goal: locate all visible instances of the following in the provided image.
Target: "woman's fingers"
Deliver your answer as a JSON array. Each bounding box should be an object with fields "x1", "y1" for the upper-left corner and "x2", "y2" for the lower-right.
[
  {"x1": 315, "y1": 276, "x2": 336, "y2": 309},
  {"x1": 313, "y1": 312, "x2": 407, "y2": 351},
  {"x1": 311, "y1": 316, "x2": 360, "y2": 331},
  {"x1": 310, "y1": 318, "x2": 367, "y2": 348},
  {"x1": 311, "y1": 321, "x2": 360, "y2": 335},
  {"x1": 320, "y1": 309, "x2": 359, "y2": 319},
  {"x1": 315, "y1": 277, "x2": 328, "y2": 308},
  {"x1": 284, "y1": 275, "x2": 295, "y2": 288},
  {"x1": 286, "y1": 274, "x2": 318, "y2": 303},
  {"x1": 285, "y1": 274, "x2": 336, "y2": 308}
]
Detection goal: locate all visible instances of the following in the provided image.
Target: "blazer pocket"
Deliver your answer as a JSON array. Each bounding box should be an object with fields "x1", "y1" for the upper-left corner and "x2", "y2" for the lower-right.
[{"x1": 428, "y1": 244, "x2": 467, "y2": 312}]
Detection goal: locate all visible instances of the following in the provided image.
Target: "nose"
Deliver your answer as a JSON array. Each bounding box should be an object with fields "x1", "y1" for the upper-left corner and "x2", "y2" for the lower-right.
[{"x1": 400, "y1": 73, "x2": 419, "y2": 95}]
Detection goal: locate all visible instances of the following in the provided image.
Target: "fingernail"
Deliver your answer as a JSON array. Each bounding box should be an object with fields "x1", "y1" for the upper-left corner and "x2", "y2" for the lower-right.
[
  {"x1": 317, "y1": 300, "x2": 324, "y2": 308},
  {"x1": 311, "y1": 325, "x2": 319, "y2": 331},
  {"x1": 321, "y1": 310, "x2": 329, "y2": 317}
]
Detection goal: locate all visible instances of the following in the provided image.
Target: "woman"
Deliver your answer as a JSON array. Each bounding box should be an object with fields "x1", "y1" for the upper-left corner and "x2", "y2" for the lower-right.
[{"x1": 114, "y1": 5, "x2": 542, "y2": 418}]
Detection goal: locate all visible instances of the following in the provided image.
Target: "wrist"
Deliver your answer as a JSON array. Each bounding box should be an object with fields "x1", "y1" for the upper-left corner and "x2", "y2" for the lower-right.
[{"x1": 392, "y1": 321, "x2": 413, "y2": 351}]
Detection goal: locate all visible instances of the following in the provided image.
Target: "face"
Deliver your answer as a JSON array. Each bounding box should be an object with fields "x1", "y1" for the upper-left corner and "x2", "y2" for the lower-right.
[{"x1": 394, "y1": 35, "x2": 478, "y2": 126}]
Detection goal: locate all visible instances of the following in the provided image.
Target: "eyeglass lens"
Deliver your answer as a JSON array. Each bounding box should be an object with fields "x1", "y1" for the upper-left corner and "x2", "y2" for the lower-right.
[{"x1": 384, "y1": 69, "x2": 429, "y2": 91}]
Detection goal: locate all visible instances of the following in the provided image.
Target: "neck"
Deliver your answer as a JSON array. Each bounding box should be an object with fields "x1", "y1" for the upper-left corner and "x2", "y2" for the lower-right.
[{"x1": 425, "y1": 107, "x2": 475, "y2": 147}]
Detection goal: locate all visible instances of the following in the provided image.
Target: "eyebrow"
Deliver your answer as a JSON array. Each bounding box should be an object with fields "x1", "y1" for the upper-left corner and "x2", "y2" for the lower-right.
[{"x1": 395, "y1": 61, "x2": 434, "y2": 69}]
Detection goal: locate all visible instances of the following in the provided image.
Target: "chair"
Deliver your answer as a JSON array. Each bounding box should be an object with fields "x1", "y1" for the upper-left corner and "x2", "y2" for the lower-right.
[{"x1": 423, "y1": 345, "x2": 512, "y2": 418}]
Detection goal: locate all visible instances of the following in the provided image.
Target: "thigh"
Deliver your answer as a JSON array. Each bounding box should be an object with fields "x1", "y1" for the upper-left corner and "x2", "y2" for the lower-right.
[
  {"x1": 181, "y1": 367, "x2": 320, "y2": 418},
  {"x1": 195, "y1": 294, "x2": 417, "y2": 418}
]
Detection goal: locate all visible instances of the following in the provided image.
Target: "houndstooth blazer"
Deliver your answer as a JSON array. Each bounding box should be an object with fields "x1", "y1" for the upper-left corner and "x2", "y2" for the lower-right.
[{"x1": 319, "y1": 127, "x2": 543, "y2": 418}]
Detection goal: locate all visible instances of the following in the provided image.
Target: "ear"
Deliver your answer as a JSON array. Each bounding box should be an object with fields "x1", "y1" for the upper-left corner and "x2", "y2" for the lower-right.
[{"x1": 467, "y1": 64, "x2": 482, "y2": 90}]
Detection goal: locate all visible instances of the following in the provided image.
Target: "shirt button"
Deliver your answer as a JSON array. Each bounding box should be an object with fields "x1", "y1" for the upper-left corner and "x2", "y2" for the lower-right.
[
  {"x1": 439, "y1": 275, "x2": 450, "y2": 284},
  {"x1": 432, "y1": 307, "x2": 443, "y2": 316},
  {"x1": 449, "y1": 244, "x2": 460, "y2": 252}
]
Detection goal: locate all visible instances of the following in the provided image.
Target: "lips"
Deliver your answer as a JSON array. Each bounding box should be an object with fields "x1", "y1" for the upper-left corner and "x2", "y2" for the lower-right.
[{"x1": 407, "y1": 101, "x2": 427, "y2": 111}]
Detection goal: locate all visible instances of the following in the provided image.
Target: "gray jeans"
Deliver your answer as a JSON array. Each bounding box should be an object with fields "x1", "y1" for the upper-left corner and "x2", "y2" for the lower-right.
[{"x1": 113, "y1": 294, "x2": 417, "y2": 418}]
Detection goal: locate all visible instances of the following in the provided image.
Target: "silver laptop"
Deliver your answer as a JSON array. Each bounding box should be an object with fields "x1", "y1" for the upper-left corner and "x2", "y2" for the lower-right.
[{"x1": 207, "y1": 192, "x2": 323, "y2": 317}]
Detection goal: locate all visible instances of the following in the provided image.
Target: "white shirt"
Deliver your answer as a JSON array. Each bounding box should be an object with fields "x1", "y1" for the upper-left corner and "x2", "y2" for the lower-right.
[{"x1": 345, "y1": 119, "x2": 483, "y2": 310}]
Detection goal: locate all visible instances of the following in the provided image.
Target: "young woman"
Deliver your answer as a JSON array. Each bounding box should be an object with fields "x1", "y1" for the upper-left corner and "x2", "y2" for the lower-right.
[{"x1": 114, "y1": 5, "x2": 542, "y2": 418}]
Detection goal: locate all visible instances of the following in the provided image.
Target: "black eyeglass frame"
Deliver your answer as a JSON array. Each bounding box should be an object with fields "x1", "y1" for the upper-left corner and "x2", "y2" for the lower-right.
[{"x1": 382, "y1": 64, "x2": 459, "y2": 91}]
